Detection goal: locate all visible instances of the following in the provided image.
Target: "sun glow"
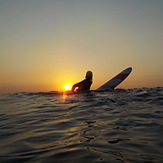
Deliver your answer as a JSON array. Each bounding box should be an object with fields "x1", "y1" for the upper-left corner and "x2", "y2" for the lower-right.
[{"x1": 64, "y1": 84, "x2": 71, "y2": 91}]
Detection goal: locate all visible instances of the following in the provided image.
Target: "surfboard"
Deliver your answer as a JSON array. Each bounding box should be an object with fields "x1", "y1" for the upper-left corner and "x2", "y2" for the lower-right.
[{"x1": 97, "y1": 67, "x2": 132, "y2": 90}]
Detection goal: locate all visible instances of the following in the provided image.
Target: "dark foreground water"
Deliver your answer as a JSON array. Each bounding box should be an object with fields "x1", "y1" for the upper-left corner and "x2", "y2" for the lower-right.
[{"x1": 0, "y1": 87, "x2": 163, "y2": 163}]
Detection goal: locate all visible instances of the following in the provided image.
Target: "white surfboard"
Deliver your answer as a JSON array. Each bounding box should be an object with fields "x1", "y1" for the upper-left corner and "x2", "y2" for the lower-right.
[{"x1": 97, "y1": 67, "x2": 132, "y2": 90}]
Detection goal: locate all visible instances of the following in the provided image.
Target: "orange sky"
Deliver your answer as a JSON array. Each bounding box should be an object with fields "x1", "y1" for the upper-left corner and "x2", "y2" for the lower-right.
[{"x1": 0, "y1": 0, "x2": 163, "y2": 94}]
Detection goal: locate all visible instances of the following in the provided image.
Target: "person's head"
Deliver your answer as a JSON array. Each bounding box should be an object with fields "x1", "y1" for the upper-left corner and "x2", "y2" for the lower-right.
[{"x1": 85, "y1": 71, "x2": 93, "y2": 80}]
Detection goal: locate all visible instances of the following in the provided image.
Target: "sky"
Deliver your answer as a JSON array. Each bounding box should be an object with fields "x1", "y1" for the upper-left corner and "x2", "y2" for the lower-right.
[{"x1": 0, "y1": 0, "x2": 163, "y2": 93}]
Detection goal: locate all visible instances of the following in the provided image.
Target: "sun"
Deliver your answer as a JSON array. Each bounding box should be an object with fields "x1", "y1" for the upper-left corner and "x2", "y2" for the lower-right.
[{"x1": 64, "y1": 84, "x2": 71, "y2": 91}]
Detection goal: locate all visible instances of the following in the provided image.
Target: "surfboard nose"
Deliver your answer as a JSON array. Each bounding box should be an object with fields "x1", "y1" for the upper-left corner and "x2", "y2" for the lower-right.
[{"x1": 97, "y1": 67, "x2": 132, "y2": 90}]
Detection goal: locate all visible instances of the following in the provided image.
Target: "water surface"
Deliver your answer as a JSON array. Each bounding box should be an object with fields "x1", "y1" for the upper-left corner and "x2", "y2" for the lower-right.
[{"x1": 0, "y1": 87, "x2": 163, "y2": 163}]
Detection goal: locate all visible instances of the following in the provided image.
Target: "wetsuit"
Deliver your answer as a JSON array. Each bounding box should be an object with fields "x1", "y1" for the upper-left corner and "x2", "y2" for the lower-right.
[{"x1": 71, "y1": 79, "x2": 92, "y2": 92}]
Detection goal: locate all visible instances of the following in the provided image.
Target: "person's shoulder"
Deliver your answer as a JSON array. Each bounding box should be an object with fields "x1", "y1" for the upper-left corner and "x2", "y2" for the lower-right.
[{"x1": 85, "y1": 79, "x2": 92, "y2": 83}]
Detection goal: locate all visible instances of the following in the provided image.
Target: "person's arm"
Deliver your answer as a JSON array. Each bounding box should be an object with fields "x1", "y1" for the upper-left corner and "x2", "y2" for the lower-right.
[
  {"x1": 71, "y1": 81, "x2": 83, "y2": 91},
  {"x1": 71, "y1": 84, "x2": 77, "y2": 91}
]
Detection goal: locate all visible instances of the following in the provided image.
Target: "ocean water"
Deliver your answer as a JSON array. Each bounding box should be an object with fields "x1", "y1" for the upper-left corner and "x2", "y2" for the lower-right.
[{"x1": 0, "y1": 87, "x2": 163, "y2": 163}]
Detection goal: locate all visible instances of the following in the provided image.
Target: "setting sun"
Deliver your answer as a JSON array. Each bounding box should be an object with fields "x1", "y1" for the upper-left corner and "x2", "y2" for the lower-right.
[{"x1": 64, "y1": 84, "x2": 71, "y2": 91}]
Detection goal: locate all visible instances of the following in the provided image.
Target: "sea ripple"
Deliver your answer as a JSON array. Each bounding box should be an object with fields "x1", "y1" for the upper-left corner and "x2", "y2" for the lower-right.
[{"x1": 0, "y1": 87, "x2": 163, "y2": 163}]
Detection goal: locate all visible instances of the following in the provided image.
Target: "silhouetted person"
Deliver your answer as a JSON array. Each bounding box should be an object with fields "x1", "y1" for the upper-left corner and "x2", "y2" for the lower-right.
[{"x1": 71, "y1": 71, "x2": 93, "y2": 92}]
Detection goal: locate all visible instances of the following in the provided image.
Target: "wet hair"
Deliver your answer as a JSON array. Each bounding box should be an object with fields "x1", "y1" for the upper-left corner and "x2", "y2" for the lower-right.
[{"x1": 85, "y1": 71, "x2": 93, "y2": 80}]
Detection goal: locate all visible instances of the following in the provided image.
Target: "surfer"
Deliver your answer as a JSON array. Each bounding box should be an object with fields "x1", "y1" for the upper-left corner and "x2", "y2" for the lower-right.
[{"x1": 71, "y1": 71, "x2": 93, "y2": 92}]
